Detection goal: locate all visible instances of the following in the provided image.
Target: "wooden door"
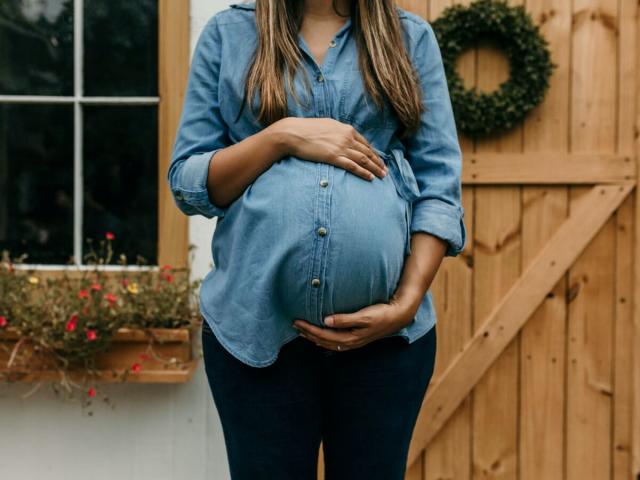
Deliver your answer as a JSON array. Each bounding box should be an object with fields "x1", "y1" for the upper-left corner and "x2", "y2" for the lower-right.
[{"x1": 398, "y1": 1, "x2": 640, "y2": 480}]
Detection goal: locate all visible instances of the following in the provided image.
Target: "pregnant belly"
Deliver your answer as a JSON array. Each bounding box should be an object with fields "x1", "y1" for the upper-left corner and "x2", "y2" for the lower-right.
[{"x1": 213, "y1": 152, "x2": 416, "y2": 325}]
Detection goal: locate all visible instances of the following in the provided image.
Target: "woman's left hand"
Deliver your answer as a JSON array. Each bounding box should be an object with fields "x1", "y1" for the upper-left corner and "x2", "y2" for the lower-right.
[{"x1": 292, "y1": 297, "x2": 416, "y2": 351}]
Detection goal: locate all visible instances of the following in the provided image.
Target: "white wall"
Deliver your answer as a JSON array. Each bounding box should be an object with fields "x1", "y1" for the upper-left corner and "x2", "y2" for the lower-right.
[{"x1": 0, "y1": 2, "x2": 232, "y2": 479}]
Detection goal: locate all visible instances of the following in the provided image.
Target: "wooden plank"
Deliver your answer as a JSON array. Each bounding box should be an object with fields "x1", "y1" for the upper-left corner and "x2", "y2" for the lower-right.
[
  {"x1": 0, "y1": 327, "x2": 192, "y2": 343},
  {"x1": 158, "y1": 0, "x2": 191, "y2": 268},
  {"x1": 470, "y1": 0, "x2": 524, "y2": 475},
  {"x1": 519, "y1": 0, "x2": 572, "y2": 478},
  {"x1": 0, "y1": 361, "x2": 199, "y2": 384},
  {"x1": 567, "y1": 0, "x2": 618, "y2": 478},
  {"x1": 634, "y1": 1, "x2": 640, "y2": 476},
  {"x1": 406, "y1": 183, "x2": 633, "y2": 468},
  {"x1": 613, "y1": 2, "x2": 638, "y2": 479},
  {"x1": 462, "y1": 153, "x2": 635, "y2": 184},
  {"x1": 613, "y1": 192, "x2": 634, "y2": 480}
]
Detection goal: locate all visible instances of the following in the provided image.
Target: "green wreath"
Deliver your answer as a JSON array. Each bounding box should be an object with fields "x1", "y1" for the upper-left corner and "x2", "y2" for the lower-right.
[{"x1": 431, "y1": 0, "x2": 556, "y2": 138}]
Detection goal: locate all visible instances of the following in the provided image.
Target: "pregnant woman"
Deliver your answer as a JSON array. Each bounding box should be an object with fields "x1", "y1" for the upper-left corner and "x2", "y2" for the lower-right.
[{"x1": 168, "y1": 0, "x2": 466, "y2": 478}]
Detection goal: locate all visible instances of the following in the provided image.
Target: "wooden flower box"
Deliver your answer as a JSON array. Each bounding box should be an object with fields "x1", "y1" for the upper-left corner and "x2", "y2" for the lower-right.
[{"x1": 0, "y1": 326, "x2": 199, "y2": 383}]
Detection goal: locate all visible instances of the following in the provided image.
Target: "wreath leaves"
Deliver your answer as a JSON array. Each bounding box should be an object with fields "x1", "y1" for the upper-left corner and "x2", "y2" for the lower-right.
[{"x1": 432, "y1": 0, "x2": 557, "y2": 138}]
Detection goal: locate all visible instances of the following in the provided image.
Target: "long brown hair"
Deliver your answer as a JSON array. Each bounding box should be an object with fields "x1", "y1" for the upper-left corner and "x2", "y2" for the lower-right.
[{"x1": 236, "y1": 0, "x2": 424, "y2": 140}]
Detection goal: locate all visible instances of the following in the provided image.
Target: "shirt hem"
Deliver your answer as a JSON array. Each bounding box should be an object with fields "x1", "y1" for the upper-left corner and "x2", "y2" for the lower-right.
[{"x1": 200, "y1": 304, "x2": 301, "y2": 368}]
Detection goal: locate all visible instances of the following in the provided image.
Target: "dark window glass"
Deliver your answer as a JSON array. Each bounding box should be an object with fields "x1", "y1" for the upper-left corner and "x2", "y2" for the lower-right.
[
  {"x1": 0, "y1": 104, "x2": 74, "y2": 263},
  {"x1": 83, "y1": 106, "x2": 158, "y2": 265},
  {"x1": 84, "y1": 0, "x2": 158, "y2": 96},
  {"x1": 0, "y1": 0, "x2": 74, "y2": 96}
]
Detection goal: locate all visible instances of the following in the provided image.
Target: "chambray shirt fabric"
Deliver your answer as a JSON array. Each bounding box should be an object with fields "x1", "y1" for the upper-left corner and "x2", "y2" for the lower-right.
[{"x1": 168, "y1": 1, "x2": 467, "y2": 367}]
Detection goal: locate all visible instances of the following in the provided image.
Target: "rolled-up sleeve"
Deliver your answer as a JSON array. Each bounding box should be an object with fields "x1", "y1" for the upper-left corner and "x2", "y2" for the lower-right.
[
  {"x1": 404, "y1": 20, "x2": 467, "y2": 257},
  {"x1": 167, "y1": 15, "x2": 229, "y2": 219}
]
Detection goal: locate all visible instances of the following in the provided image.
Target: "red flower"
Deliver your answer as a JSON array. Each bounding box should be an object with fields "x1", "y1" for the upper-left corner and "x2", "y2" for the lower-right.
[
  {"x1": 105, "y1": 232, "x2": 115, "y2": 241},
  {"x1": 139, "y1": 353, "x2": 150, "y2": 361},
  {"x1": 161, "y1": 273, "x2": 174, "y2": 283},
  {"x1": 130, "y1": 362, "x2": 142, "y2": 374},
  {"x1": 87, "y1": 387, "x2": 96, "y2": 398},
  {"x1": 78, "y1": 290, "x2": 89, "y2": 299},
  {"x1": 90, "y1": 283, "x2": 102, "y2": 291},
  {"x1": 104, "y1": 293, "x2": 118, "y2": 307},
  {"x1": 86, "y1": 329, "x2": 98, "y2": 341},
  {"x1": 0, "y1": 316, "x2": 7, "y2": 328},
  {"x1": 160, "y1": 265, "x2": 172, "y2": 271},
  {"x1": 66, "y1": 314, "x2": 78, "y2": 332}
]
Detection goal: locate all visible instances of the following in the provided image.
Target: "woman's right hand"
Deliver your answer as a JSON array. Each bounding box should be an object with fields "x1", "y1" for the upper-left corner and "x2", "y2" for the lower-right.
[{"x1": 274, "y1": 117, "x2": 388, "y2": 181}]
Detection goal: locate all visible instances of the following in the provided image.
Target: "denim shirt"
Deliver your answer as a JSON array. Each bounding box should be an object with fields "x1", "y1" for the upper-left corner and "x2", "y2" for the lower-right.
[{"x1": 168, "y1": 1, "x2": 466, "y2": 367}]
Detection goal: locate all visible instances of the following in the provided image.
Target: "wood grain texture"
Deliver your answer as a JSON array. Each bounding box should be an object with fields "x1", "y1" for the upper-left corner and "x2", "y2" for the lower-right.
[
  {"x1": 158, "y1": 0, "x2": 190, "y2": 268},
  {"x1": 613, "y1": 2, "x2": 637, "y2": 480},
  {"x1": 519, "y1": 0, "x2": 572, "y2": 478},
  {"x1": 566, "y1": 0, "x2": 618, "y2": 478},
  {"x1": 461, "y1": 153, "x2": 635, "y2": 184},
  {"x1": 469, "y1": 0, "x2": 525, "y2": 476},
  {"x1": 406, "y1": 183, "x2": 633, "y2": 468}
]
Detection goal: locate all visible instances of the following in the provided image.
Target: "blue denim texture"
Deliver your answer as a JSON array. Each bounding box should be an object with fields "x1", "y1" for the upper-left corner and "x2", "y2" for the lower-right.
[{"x1": 167, "y1": 1, "x2": 466, "y2": 367}]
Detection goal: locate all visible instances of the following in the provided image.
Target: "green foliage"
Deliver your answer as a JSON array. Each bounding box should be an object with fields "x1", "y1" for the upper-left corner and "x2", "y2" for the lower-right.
[
  {"x1": 0, "y1": 234, "x2": 202, "y2": 405},
  {"x1": 432, "y1": 0, "x2": 557, "y2": 138}
]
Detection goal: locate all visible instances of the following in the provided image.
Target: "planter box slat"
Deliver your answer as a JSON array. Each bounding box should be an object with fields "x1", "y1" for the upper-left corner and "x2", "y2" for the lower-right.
[{"x1": 0, "y1": 326, "x2": 199, "y2": 384}]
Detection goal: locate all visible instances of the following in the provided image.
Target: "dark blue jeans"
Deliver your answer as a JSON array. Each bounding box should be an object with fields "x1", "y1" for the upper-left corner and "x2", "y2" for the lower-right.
[{"x1": 201, "y1": 320, "x2": 437, "y2": 480}]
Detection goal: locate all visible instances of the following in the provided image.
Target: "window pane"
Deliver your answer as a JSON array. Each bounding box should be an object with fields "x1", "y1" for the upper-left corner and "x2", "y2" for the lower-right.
[
  {"x1": 83, "y1": 106, "x2": 158, "y2": 265},
  {"x1": 0, "y1": 104, "x2": 74, "y2": 263},
  {"x1": 0, "y1": 0, "x2": 74, "y2": 95},
  {"x1": 84, "y1": 0, "x2": 158, "y2": 96}
]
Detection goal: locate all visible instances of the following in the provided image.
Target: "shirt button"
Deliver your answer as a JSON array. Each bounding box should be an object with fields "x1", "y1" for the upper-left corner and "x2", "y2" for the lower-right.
[
  {"x1": 319, "y1": 179, "x2": 329, "y2": 187},
  {"x1": 329, "y1": 39, "x2": 337, "y2": 48},
  {"x1": 311, "y1": 278, "x2": 321, "y2": 287},
  {"x1": 317, "y1": 227, "x2": 327, "y2": 237},
  {"x1": 317, "y1": 73, "x2": 324, "y2": 83}
]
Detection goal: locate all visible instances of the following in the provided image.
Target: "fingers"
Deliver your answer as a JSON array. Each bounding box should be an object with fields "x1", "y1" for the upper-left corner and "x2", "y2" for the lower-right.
[
  {"x1": 336, "y1": 149, "x2": 388, "y2": 181},
  {"x1": 293, "y1": 320, "x2": 362, "y2": 351},
  {"x1": 347, "y1": 145, "x2": 387, "y2": 179},
  {"x1": 352, "y1": 129, "x2": 387, "y2": 173},
  {"x1": 334, "y1": 154, "x2": 378, "y2": 181}
]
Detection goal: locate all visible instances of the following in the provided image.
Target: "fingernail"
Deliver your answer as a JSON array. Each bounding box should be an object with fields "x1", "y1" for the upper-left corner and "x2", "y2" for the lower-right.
[{"x1": 324, "y1": 316, "x2": 334, "y2": 326}]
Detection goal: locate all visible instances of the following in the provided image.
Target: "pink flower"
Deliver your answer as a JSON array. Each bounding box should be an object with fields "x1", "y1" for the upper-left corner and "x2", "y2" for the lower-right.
[
  {"x1": 87, "y1": 387, "x2": 96, "y2": 398},
  {"x1": 0, "y1": 316, "x2": 7, "y2": 328},
  {"x1": 66, "y1": 314, "x2": 78, "y2": 332},
  {"x1": 105, "y1": 232, "x2": 115, "y2": 241},
  {"x1": 78, "y1": 290, "x2": 89, "y2": 299},
  {"x1": 121, "y1": 278, "x2": 129, "y2": 287},
  {"x1": 130, "y1": 363, "x2": 142, "y2": 374},
  {"x1": 90, "y1": 283, "x2": 102, "y2": 292},
  {"x1": 104, "y1": 293, "x2": 118, "y2": 307},
  {"x1": 86, "y1": 329, "x2": 98, "y2": 341}
]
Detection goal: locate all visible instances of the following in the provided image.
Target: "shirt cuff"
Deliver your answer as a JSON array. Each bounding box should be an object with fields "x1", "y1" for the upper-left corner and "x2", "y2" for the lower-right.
[
  {"x1": 171, "y1": 149, "x2": 228, "y2": 219},
  {"x1": 410, "y1": 198, "x2": 467, "y2": 257}
]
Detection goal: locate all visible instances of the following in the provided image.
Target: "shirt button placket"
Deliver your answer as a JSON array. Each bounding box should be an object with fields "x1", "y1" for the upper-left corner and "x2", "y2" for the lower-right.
[{"x1": 309, "y1": 166, "x2": 331, "y2": 324}]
